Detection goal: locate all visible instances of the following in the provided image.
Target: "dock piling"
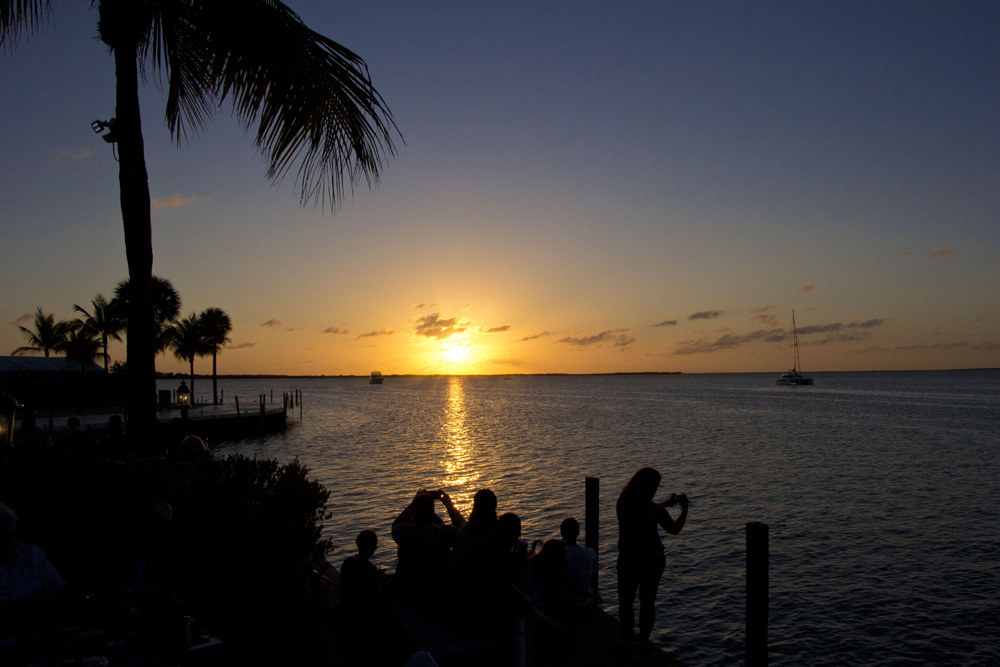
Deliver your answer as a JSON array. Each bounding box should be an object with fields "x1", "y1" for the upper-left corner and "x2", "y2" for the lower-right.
[
  {"x1": 585, "y1": 476, "x2": 600, "y2": 595},
  {"x1": 746, "y1": 521, "x2": 769, "y2": 666}
]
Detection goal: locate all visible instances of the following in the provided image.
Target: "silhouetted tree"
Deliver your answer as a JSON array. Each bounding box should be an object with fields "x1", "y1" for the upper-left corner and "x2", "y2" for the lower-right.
[
  {"x1": 199, "y1": 307, "x2": 232, "y2": 405},
  {"x1": 112, "y1": 276, "x2": 182, "y2": 358},
  {"x1": 12, "y1": 307, "x2": 72, "y2": 357},
  {"x1": 73, "y1": 294, "x2": 124, "y2": 373},
  {"x1": 169, "y1": 313, "x2": 209, "y2": 400},
  {"x1": 2, "y1": 1, "x2": 398, "y2": 447},
  {"x1": 62, "y1": 325, "x2": 102, "y2": 376}
]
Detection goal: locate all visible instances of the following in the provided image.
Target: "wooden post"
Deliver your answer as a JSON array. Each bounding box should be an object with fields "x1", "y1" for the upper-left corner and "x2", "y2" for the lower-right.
[
  {"x1": 747, "y1": 521, "x2": 769, "y2": 666},
  {"x1": 235, "y1": 395, "x2": 241, "y2": 429},
  {"x1": 585, "y1": 476, "x2": 600, "y2": 595}
]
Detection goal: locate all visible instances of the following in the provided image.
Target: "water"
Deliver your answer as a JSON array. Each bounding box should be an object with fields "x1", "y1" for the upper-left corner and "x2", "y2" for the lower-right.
[{"x1": 166, "y1": 371, "x2": 1000, "y2": 665}]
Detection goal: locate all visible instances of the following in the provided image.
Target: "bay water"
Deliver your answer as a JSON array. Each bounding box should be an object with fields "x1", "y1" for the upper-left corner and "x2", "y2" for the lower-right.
[{"x1": 165, "y1": 371, "x2": 1000, "y2": 665}]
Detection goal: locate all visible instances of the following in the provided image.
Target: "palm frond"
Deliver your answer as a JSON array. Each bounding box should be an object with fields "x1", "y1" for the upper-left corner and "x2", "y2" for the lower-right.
[
  {"x1": 0, "y1": 0, "x2": 53, "y2": 47},
  {"x1": 152, "y1": 0, "x2": 399, "y2": 210}
]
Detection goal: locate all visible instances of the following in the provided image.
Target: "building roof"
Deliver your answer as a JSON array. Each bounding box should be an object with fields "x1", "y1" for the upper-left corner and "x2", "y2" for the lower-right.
[{"x1": 0, "y1": 356, "x2": 104, "y2": 374}]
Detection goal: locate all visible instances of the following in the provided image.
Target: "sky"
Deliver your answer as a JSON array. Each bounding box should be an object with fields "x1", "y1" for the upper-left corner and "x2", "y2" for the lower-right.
[{"x1": 2, "y1": 1, "x2": 998, "y2": 376}]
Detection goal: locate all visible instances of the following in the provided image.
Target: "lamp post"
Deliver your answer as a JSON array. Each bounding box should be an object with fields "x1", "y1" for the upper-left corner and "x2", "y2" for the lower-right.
[{"x1": 177, "y1": 380, "x2": 191, "y2": 436}]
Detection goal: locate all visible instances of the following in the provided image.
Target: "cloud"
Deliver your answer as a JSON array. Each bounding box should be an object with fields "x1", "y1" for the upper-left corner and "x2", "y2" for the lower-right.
[
  {"x1": 357, "y1": 328, "x2": 395, "y2": 339},
  {"x1": 559, "y1": 327, "x2": 635, "y2": 350},
  {"x1": 796, "y1": 284, "x2": 817, "y2": 293},
  {"x1": 13, "y1": 312, "x2": 34, "y2": 325},
  {"x1": 260, "y1": 319, "x2": 283, "y2": 327},
  {"x1": 673, "y1": 329, "x2": 781, "y2": 355},
  {"x1": 751, "y1": 313, "x2": 778, "y2": 326},
  {"x1": 974, "y1": 342, "x2": 1000, "y2": 351},
  {"x1": 51, "y1": 148, "x2": 94, "y2": 163},
  {"x1": 797, "y1": 319, "x2": 884, "y2": 335},
  {"x1": 322, "y1": 327, "x2": 349, "y2": 335},
  {"x1": 519, "y1": 331, "x2": 551, "y2": 342},
  {"x1": 751, "y1": 305, "x2": 774, "y2": 313},
  {"x1": 229, "y1": 342, "x2": 256, "y2": 350},
  {"x1": 152, "y1": 194, "x2": 200, "y2": 210},
  {"x1": 651, "y1": 320, "x2": 678, "y2": 327},
  {"x1": 412, "y1": 302, "x2": 433, "y2": 309},
  {"x1": 927, "y1": 246, "x2": 958, "y2": 258},
  {"x1": 688, "y1": 310, "x2": 724, "y2": 320},
  {"x1": 480, "y1": 325, "x2": 510, "y2": 333},
  {"x1": 414, "y1": 313, "x2": 467, "y2": 340}
]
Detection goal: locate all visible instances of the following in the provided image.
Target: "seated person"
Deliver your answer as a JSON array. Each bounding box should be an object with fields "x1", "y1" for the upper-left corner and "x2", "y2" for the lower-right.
[
  {"x1": 560, "y1": 517, "x2": 598, "y2": 608},
  {"x1": 339, "y1": 529, "x2": 381, "y2": 611},
  {"x1": 391, "y1": 489, "x2": 465, "y2": 598},
  {"x1": 0, "y1": 503, "x2": 67, "y2": 628}
]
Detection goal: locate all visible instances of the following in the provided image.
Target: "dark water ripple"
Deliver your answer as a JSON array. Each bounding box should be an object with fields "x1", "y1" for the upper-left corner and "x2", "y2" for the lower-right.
[{"x1": 193, "y1": 371, "x2": 1000, "y2": 666}]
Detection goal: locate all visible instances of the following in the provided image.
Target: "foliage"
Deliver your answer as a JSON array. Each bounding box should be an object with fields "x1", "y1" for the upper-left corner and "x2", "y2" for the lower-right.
[
  {"x1": 73, "y1": 294, "x2": 124, "y2": 374},
  {"x1": 112, "y1": 276, "x2": 182, "y2": 355},
  {"x1": 0, "y1": 445, "x2": 332, "y2": 662},
  {"x1": 12, "y1": 307, "x2": 74, "y2": 357}
]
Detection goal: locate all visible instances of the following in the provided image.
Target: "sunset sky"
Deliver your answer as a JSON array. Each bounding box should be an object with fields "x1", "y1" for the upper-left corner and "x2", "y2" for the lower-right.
[{"x1": 2, "y1": 2, "x2": 998, "y2": 376}]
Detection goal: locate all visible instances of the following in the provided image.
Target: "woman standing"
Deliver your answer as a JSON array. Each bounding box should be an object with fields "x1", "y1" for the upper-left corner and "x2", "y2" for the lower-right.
[{"x1": 616, "y1": 467, "x2": 688, "y2": 650}]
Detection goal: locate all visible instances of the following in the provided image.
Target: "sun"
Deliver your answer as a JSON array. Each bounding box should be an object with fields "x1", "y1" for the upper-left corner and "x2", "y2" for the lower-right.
[{"x1": 440, "y1": 343, "x2": 469, "y2": 364}]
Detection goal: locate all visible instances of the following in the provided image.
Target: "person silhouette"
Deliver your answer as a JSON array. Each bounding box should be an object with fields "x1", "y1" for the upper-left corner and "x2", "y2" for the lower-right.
[
  {"x1": 615, "y1": 467, "x2": 688, "y2": 650},
  {"x1": 390, "y1": 489, "x2": 465, "y2": 599},
  {"x1": 560, "y1": 517, "x2": 598, "y2": 608}
]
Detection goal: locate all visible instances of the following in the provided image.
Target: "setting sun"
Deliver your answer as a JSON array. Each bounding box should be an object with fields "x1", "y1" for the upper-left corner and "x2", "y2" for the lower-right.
[{"x1": 440, "y1": 343, "x2": 470, "y2": 364}]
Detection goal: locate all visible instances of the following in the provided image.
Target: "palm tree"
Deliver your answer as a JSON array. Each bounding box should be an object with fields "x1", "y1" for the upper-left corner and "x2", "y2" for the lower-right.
[
  {"x1": 62, "y1": 324, "x2": 103, "y2": 374},
  {"x1": 169, "y1": 313, "x2": 208, "y2": 400},
  {"x1": 12, "y1": 307, "x2": 73, "y2": 357},
  {"x1": 199, "y1": 307, "x2": 232, "y2": 405},
  {"x1": 112, "y1": 276, "x2": 182, "y2": 358},
  {"x1": 73, "y1": 294, "x2": 124, "y2": 373},
  {"x1": 2, "y1": 2, "x2": 398, "y2": 446}
]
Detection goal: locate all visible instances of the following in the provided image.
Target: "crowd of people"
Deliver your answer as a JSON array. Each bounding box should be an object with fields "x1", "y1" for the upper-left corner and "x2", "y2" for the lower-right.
[{"x1": 336, "y1": 466, "x2": 689, "y2": 655}]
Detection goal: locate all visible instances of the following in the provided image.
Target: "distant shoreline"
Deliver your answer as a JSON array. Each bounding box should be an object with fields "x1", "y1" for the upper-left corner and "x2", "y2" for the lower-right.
[{"x1": 156, "y1": 368, "x2": 998, "y2": 380}]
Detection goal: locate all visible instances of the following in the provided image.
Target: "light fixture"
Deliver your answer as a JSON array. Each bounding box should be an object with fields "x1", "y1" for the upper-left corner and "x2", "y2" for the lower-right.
[
  {"x1": 176, "y1": 381, "x2": 191, "y2": 408},
  {"x1": 91, "y1": 118, "x2": 118, "y2": 143}
]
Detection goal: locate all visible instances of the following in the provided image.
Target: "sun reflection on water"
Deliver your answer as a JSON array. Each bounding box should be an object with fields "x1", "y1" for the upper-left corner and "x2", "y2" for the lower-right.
[{"x1": 440, "y1": 377, "x2": 478, "y2": 505}]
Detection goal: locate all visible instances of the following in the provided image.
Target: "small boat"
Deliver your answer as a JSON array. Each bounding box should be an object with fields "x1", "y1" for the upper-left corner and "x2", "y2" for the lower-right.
[
  {"x1": 775, "y1": 312, "x2": 813, "y2": 385},
  {"x1": 369, "y1": 371, "x2": 384, "y2": 384}
]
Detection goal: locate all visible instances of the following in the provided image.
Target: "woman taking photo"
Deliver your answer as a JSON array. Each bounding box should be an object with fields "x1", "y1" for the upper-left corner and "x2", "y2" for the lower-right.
[{"x1": 616, "y1": 467, "x2": 689, "y2": 651}]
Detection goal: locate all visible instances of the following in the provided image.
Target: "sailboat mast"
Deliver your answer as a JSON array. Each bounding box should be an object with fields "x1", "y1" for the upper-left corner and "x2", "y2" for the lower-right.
[{"x1": 792, "y1": 310, "x2": 800, "y2": 372}]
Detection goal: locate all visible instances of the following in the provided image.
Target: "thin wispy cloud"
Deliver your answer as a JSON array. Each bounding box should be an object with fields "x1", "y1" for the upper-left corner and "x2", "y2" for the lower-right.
[
  {"x1": 13, "y1": 312, "x2": 34, "y2": 325},
  {"x1": 480, "y1": 325, "x2": 510, "y2": 333},
  {"x1": 152, "y1": 194, "x2": 200, "y2": 210},
  {"x1": 797, "y1": 319, "x2": 884, "y2": 335},
  {"x1": 927, "y1": 246, "x2": 958, "y2": 258},
  {"x1": 357, "y1": 328, "x2": 395, "y2": 339},
  {"x1": 751, "y1": 313, "x2": 778, "y2": 326},
  {"x1": 260, "y1": 319, "x2": 283, "y2": 327},
  {"x1": 51, "y1": 148, "x2": 94, "y2": 163},
  {"x1": 322, "y1": 327, "x2": 349, "y2": 335},
  {"x1": 796, "y1": 284, "x2": 817, "y2": 293},
  {"x1": 519, "y1": 331, "x2": 551, "y2": 342},
  {"x1": 674, "y1": 329, "x2": 784, "y2": 355},
  {"x1": 689, "y1": 310, "x2": 724, "y2": 320},
  {"x1": 651, "y1": 320, "x2": 678, "y2": 327},
  {"x1": 229, "y1": 342, "x2": 256, "y2": 350},
  {"x1": 751, "y1": 306, "x2": 774, "y2": 313},
  {"x1": 412, "y1": 302, "x2": 433, "y2": 309},
  {"x1": 559, "y1": 327, "x2": 635, "y2": 350},
  {"x1": 414, "y1": 313, "x2": 467, "y2": 340}
]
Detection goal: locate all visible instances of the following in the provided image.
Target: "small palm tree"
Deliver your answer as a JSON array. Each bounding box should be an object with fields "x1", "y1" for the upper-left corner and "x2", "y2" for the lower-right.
[
  {"x1": 73, "y1": 294, "x2": 124, "y2": 373},
  {"x1": 199, "y1": 307, "x2": 233, "y2": 405},
  {"x1": 169, "y1": 313, "x2": 209, "y2": 401},
  {"x1": 12, "y1": 307, "x2": 73, "y2": 357},
  {"x1": 62, "y1": 325, "x2": 103, "y2": 375},
  {"x1": 112, "y1": 276, "x2": 182, "y2": 359}
]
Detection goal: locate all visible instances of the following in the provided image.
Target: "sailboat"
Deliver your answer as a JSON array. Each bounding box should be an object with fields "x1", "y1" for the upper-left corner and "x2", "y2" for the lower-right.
[{"x1": 775, "y1": 311, "x2": 813, "y2": 385}]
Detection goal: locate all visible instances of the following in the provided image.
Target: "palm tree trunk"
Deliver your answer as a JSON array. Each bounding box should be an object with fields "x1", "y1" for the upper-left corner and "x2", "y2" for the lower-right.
[
  {"x1": 212, "y1": 351, "x2": 219, "y2": 404},
  {"x1": 189, "y1": 357, "x2": 195, "y2": 401},
  {"x1": 114, "y1": 41, "x2": 157, "y2": 450}
]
